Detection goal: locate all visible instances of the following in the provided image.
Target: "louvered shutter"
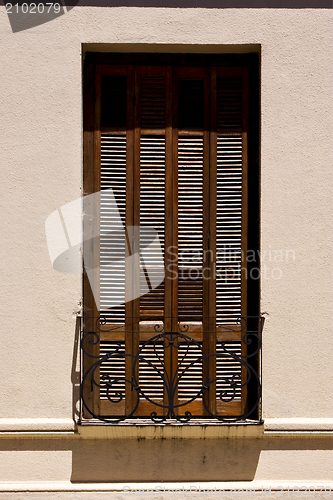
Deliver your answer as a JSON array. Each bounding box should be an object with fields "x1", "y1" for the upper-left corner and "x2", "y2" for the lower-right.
[
  {"x1": 213, "y1": 68, "x2": 249, "y2": 417},
  {"x1": 83, "y1": 63, "x2": 249, "y2": 420}
]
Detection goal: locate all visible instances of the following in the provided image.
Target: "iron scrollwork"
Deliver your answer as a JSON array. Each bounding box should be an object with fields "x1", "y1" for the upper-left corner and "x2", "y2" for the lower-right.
[{"x1": 79, "y1": 317, "x2": 264, "y2": 424}]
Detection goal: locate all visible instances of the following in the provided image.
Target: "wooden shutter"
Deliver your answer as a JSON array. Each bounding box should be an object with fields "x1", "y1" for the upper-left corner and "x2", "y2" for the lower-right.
[
  {"x1": 213, "y1": 68, "x2": 249, "y2": 417},
  {"x1": 135, "y1": 66, "x2": 170, "y2": 416},
  {"x1": 83, "y1": 63, "x2": 249, "y2": 420}
]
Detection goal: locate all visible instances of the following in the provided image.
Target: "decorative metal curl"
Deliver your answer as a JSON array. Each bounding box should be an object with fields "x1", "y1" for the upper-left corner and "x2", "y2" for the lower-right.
[
  {"x1": 79, "y1": 316, "x2": 264, "y2": 424},
  {"x1": 154, "y1": 323, "x2": 165, "y2": 333},
  {"x1": 80, "y1": 331, "x2": 140, "y2": 423},
  {"x1": 178, "y1": 322, "x2": 189, "y2": 332},
  {"x1": 80, "y1": 331, "x2": 101, "y2": 358}
]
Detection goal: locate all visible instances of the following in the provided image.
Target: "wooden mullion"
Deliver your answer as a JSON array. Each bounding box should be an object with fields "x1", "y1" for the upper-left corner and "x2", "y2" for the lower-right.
[
  {"x1": 177, "y1": 130, "x2": 204, "y2": 136},
  {"x1": 125, "y1": 65, "x2": 135, "y2": 415},
  {"x1": 164, "y1": 65, "x2": 177, "y2": 415},
  {"x1": 171, "y1": 67, "x2": 179, "y2": 332},
  {"x1": 241, "y1": 67, "x2": 249, "y2": 416},
  {"x1": 208, "y1": 67, "x2": 217, "y2": 415},
  {"x1": 202, "y1": 67, "x2": 211, "y2": 415},
  {"x1": 131, "y1": 65, "x2": 141, "y2": 415},
  {"x1": 92, "y1": 63, "x2": 102, "y2": 417},
  {"x1": 93, "y1": 63, "x2": 102, "y2": 212},
  {"x1": 82, "y1": 63, "x2": 102, "y2": 417},
  {"x1": 164, "y1": 67, "x2": 173, "y2": 332},
  {"x1": 100, "y1": 127, "x2": 126, "y2": 135},
  {"x1": 169, "y1": 66, "x2": 179, "y2": 416},
  {"x1": 140, "y1": 128, "x2": 166, "y2": 135},
  {"x1": 241, "y1": 67, "x2": 249, "y2": 321},
  {"x1": 83, "y1": 60, "x2": 95, "y2": 304},
  {"x1": 215, "y1": 128, "x2": 243, "y2": 136},
  {"x1": 82, "y1": 61, "x2": 97, "y2": 419}
]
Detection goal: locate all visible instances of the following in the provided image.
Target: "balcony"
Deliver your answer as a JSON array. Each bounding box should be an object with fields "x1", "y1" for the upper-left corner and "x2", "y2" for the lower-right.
[{"x1": 79, "y1": 316, "x2": 264, "y2": 424}]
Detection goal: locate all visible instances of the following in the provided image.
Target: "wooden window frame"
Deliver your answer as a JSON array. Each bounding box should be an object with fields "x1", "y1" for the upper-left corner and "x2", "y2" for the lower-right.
[{"x1": 82, "y1": 53, "x2": 260, "y2": 422}]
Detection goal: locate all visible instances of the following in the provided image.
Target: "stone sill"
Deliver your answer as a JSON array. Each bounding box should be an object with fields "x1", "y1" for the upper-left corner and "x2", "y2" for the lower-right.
[{"x1": 77, "y1": 419, "x2": 264, "y2": 439}]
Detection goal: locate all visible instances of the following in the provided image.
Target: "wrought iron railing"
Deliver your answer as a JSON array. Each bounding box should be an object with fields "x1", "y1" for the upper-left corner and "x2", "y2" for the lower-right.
[{"x1": 79, "y1": 316, "x2": 264, "y2": 424}]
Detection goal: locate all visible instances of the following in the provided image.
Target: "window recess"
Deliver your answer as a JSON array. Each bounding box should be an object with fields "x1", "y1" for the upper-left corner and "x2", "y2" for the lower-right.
[{"x1": 81, "y1": 56, "x2": 262, "y2": 424}]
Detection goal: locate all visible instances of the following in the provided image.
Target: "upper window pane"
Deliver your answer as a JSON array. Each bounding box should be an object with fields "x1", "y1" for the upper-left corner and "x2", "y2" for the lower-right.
[
  {"x1": 178, "y1": 79, "x2": 204, "y2": 130},
  {"x1": 101, "y1": 76, "x2": 127, "y2": 129}
]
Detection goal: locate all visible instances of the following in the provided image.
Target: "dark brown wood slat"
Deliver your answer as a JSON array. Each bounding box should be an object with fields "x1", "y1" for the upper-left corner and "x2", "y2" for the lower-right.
[
  {"x1": 241, "y1": 67, "x2": 249, "y2": 416},
  {"x1": 217, "y1": 77, "x2": 243, "y2": 131},
  {"x1": 171, "y1": 67, "x2": 179, "y2": 334},
  {"x1": 125, "y1": 65, "x2": 135, "y2": 415},
  {"x1": 207, "y1": 67, "x2": 217, "y2": 415},
  {"x1": 130, "y1": 66, "x2": 141, "y2": 416},
  {"x1": 140, "y1": 75, "x2": 166, "y2": 130}
]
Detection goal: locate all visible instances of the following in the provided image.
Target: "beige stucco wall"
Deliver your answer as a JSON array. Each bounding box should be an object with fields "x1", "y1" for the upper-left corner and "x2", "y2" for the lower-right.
[{"x1": 0, "y1": 5, "x2": 332, "y2": 493}]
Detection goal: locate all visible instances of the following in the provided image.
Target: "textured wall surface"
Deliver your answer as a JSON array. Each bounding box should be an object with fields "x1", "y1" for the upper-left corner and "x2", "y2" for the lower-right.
[{"x1": 0, "y1": 5, "x2": 332, "y2": 490}]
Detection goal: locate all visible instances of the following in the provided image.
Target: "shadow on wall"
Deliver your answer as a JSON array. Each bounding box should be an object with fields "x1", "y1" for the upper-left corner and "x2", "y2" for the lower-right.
[
  {"x1": 71, "y1": 316, "x2": 81, "y2": 423},
  {"x1": 71, "y1": 438, "x2": 261, "y2": 482},
  {"x1": 0, "y1": 439, "x2": 331, "y2": 482}
]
